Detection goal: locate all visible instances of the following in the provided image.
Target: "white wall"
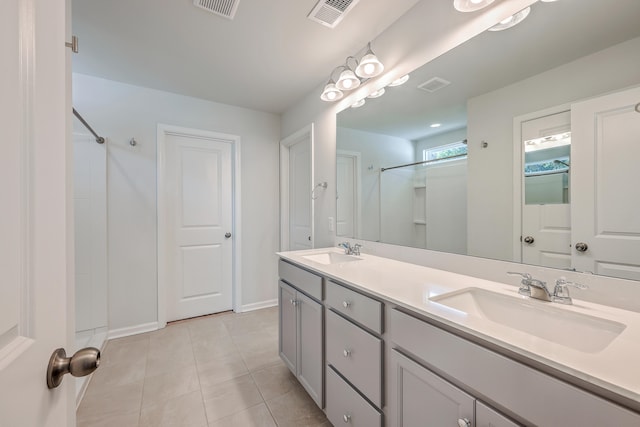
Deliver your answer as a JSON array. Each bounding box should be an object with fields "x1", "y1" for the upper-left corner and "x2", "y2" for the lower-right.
[
  {"x1": 466, "y1": 36, "x2": 640, "y2": 261},
  {"x1": 414, "y1": 128, "x2": 467, "y2": 155},
  {"x1": 73, "y1": 73, "x2": 281, "y2": 331},
  {"x1": 337, "y1": 127, "x2": 414, "y2": 243}
]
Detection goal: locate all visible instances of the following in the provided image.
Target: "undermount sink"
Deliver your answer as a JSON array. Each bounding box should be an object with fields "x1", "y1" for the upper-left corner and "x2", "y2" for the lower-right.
[
  {"x1": 430, "y1": 288, "x2": 626, "y2": 353},
  {"x1": 301, "y1": 252, "x2": 362, "y2": 265}
]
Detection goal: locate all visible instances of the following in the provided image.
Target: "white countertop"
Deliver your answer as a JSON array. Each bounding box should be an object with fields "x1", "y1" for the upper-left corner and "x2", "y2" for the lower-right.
[{"x1": 278, "y1": 247, "x2": 640, "y2": 407}]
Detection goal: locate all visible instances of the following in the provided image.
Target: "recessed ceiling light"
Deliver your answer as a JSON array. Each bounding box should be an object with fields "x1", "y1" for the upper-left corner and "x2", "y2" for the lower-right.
[
  {"x1": 430, "y1": 123, "x2": 441, "y2": 128},
  {"x1": 488, "y1": 7, "x2": 531, "y2": 31},
  {"x1": 453, "y1": 0, "x2": 495, "y2": 13},
  {"x1": 388, "y1": 74, "x2": 410, "y2": 87}
]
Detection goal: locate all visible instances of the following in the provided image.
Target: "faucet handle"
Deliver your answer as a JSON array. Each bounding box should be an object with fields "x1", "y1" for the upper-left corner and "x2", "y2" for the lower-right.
[
  {"x1": 352, "y1": 243, "x2": 362, "y2": 255},
  {"x1": 507, "y1": 271, "x2": 532, "y2": 296},
  {"x1": 553, "y1": 277, "x2": 588, "y2": 305},
  {"x1": 507, "y1": 271, "x2": 532, "y2": 280}
]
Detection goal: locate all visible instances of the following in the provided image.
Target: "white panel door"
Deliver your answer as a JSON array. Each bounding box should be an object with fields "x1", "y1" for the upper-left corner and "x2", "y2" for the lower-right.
[
  {"x1": 522, "y1": 204, "x2": 572, "y2": 269},
  {"x1": 0, "y1": 0, "x2": 73, "y2": 425},
  {"x1": 521, "y1": 110, "x2": 572, "y2": 268},
  {"x1": 164, "y1": 133, "x2": 233, "y2": 321},
  {"x1": 571, "y1": 86, "x2": 640, "y2": 280},
  {"x1": 289, "y1": 139, "x2": 312, "y2": 250},
  {"x1": 336, "y1": 153, "x2": 357, "y2": 238}
]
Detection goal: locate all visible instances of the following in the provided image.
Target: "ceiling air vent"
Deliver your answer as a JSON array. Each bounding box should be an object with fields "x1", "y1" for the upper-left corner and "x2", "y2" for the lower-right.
[
  {"x1": 193, "y1": 0, "x2": 240, "y2": 20},
  {"x1": 308, "y1": 0, "x2": 360, "y2": 29},
  {"x1": 418, "y1": 77, "x2": 451, "y2": 93}
]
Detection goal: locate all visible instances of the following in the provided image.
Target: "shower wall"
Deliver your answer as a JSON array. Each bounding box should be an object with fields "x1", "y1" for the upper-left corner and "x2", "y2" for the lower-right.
[{"x1": 73, "y1": 133, "x2": 107, "y2": 343}]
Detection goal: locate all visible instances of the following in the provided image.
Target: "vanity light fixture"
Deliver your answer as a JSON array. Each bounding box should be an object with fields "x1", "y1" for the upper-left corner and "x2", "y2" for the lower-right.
[
  {"x1": 453, "y1": 0, "x2": 495, "y2": 13},
  {"x1": 351, "y1": 98, "x2": 366, "y2": 108},
  {"x1": 320, "y1": 67, "x2": 345, "y2": 102},
  {"x1": 388, "y1": 74, "x2": 410, "y2": 87},
  {"x1": 336, "y1": 57, "x2": 361, "y2": 91},
  {"x1": 355, "y1": 42, "x2": 385, "y2": 78},
  {"x1": 367, "y1": 88, "x2": 385, "y2": 99},
  {"x1": 488, "y1": 7, "x2": 531, "y2": 31},
  {"x1": 320, "y1": 41, "x2": 384, "y2": 102}
]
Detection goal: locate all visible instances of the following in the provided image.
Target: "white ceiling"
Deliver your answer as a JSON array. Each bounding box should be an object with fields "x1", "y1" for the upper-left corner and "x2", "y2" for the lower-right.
[
  {"x1": 71, "y1": 0, "x2": 422, "y2": 114},
  {"x1": 337, "y1": 0, "x2": 640, "y2": 141}
]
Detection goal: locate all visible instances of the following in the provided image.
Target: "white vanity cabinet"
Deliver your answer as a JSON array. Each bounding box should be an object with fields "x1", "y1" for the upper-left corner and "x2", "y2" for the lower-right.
[
  {"x1": 325, "y1": 280, "x2": 384, "y2": 427},
  {"x1": 278, "y1": 260, "x2": 323, "y2": 408}
]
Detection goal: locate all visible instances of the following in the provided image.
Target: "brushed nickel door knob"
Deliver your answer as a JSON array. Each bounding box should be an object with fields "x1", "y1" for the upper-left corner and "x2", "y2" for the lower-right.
[
  {"x1": 523, "y1": 236, "x2": 535, "y2": 244},
  {"x1": 575, "y1": 242, "x2": 589, "y2": 252},
  {"x1": 47, "y1": 347, "x2": 100, "y2": 389},
  {"x1": 225, "y1": 232, "x2": 232, "y2": 238}
]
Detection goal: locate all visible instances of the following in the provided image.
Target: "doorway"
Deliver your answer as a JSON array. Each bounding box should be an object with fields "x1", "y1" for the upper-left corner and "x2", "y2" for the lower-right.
[
  {"x1": 280, "y1": 124, "x2": 314, "y2": 251},
  {"x1": 157, "y1": 125, "x2": 241, "y2": 326}
]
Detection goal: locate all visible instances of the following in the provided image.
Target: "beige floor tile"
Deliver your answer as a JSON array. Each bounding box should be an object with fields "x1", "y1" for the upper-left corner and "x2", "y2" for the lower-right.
[
  {"x1": 76, "y1": 410, "x2": 140, "y2": 427},
  {"x1": 142, "y1": 364, "x2": 200, "y2": 408},
  {"x1": 266, "y1": 382, "x2": 328, "y2": 427},
  {"x1": 197, "y1": 350, "x2": 249, "y2": 387},
  {"x1": 145, "y1": 343, "x2": 195, "y2": 377},
  {"x1": 77, "y1": 380, "x2": 144, "y2": 422},
  {"x1": 201, "y1": 374, "x2": 264, "y2": 423},
  {"x1": 251, "y1": 363, "x2": 298, "y2": 401},
  {"x1": 188, "y1": 315, "x2": 230, "y2": 341},
  {"x1": 192, "y1": 335, "x2": 240, "y2": 364},
  {"x1": 208, "y1": 403, "x2": 277, "y2": 427},
  {"x1": 100, "y1": 336, "x2": 150, "y2": 368},
  {"x1": 87, "y1": 355, "x2": 147, "y2": 389},
  {"x1": 140, "y1": 390, "x2": 208, "y2": 427},
  {"x1": 224, "y1": 310, "x2": 276, "y2": 336}
]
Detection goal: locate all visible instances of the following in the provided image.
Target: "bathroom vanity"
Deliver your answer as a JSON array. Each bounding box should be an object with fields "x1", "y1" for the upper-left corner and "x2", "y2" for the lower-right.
[{"x1": 277, "y1": 248, "x2": 640, "y2": 426}]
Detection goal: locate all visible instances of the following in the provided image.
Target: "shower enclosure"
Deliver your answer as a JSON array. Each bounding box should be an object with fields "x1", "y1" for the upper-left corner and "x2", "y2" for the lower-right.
[{"x1": 72, "y1": 111, "x2": 107, "y2": 404}]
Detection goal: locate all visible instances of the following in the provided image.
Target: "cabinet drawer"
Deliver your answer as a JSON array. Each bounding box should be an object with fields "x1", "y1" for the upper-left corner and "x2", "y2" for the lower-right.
[
  {"x1": 278, "y1": 259, "x2": 322, "y2": 301},
  {"x1": 477, "y1": 402, "x2": 521, "y2": 427},
  {"x1": 389, "y1": 308, "x2": 640, "y2": 426},
  {"x1": 326, "y1": 280, "x2": 382, "y2": 333},
  {"x1": 326, "y1": 366, "x2": 382, "y2": 427},
  {"x1": 327, "y1": 309, "x2": 382, "y2": 407}
]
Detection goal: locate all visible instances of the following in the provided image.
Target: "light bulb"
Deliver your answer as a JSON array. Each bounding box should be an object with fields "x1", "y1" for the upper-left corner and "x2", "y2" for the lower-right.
[
  {"x1": 327, "y1": 91, "x2": 336, "y2": 100},
  {"x1": 364, "y1": 63, "x2": 375, "y2": 75}
]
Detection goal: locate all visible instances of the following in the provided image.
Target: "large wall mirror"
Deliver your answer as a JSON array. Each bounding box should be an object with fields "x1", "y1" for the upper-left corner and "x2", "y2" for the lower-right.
[{"x1": 336, "y1": 0, "x2": 640, "y2": 281}]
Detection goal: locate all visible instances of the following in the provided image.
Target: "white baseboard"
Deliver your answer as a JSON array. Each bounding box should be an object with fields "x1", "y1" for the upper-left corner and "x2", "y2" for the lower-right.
[
  {"x1": 107, "y1": 321, "x2": 159, "y2": 340},
  {"x1": 240, "y1": 299, "x2": 278, "y2": 313}
]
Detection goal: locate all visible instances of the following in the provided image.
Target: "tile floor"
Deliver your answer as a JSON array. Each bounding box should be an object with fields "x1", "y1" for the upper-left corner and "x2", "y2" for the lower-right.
[{"x1": 76, "y1": 307, "x2": 331, "y2": 427}]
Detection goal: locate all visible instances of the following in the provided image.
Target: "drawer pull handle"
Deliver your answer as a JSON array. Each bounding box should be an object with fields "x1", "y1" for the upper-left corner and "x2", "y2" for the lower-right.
[
  {"x1": 457, "y1": 418, "x2": 471, "y2": 427},
  {"x1": 343, "y1": 414, "x2": 351, "y2": 423},
  {"x1": 289, "y1": 299, "x2": 298, "y2": 306},
  {"x1": 342, "y1": 300, "x2": 351, "y2": 308},
  {"x1": 343, "y1": 349, "x2": 351, "y2": 358}
]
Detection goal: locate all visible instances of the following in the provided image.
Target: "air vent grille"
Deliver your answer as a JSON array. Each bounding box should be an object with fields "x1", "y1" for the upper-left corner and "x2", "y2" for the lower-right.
[
  {"x1": 193, "y1": 0, "x2": 240, "y2": 20},
  {"x1": 308, "y1": 0, "x2": 360, "y2": 29},
  {"x1": 418, "y1": 77, "x2": 451, "y2": 93}
]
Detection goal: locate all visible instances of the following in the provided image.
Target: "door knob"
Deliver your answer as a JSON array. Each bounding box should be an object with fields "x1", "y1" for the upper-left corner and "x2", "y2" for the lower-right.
[
  {"x1": 47, "y1": 347, "x2": 100, "y2": 389},
  {"x1": 523, "y1": 236, "x2": 535, "y2": 244},
  {"x1": 457, "y1": 418, "x2": 471, "y2": 427},
  {"x1": 225, "y1": 232, "x2": 232, "y2": 238},
  {"x1": 575, "y1": 242, "x2": 588, "y2": 252}
]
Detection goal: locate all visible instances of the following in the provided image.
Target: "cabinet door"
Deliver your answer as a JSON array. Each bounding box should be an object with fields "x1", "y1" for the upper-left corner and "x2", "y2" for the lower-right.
[
  {"x1": 279, "y1": 281, "x2": 297, "y2": 373},
  {"x1": 391, "y1": 349, "x2": 474, "y2": 427},
  {"x1": 298, "y1": 292, "x2": 324, "y2": 407},
  {"x1": 477, "y1": 402, "x2": 521, "y2": 427}
]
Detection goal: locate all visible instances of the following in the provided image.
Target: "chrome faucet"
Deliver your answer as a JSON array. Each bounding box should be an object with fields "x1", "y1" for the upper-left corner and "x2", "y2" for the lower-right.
[
  {"x1": 338, "y1": 242, "x2": 362, "y2": 256},
  {"x1": 552, "y1": 277, "x2": 588, "y2": 305},
  {"x1": 507, "y1": 272, "x2": 588, "y2": 305},
  {"x1": 507, "y1": 272, "x2": 552, "y2": 301}
]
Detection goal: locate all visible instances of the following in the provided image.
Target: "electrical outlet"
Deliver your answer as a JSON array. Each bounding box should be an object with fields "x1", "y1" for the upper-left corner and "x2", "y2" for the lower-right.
[{"x1": 328, "y1": 217, "x2": 334, "y2": 232}]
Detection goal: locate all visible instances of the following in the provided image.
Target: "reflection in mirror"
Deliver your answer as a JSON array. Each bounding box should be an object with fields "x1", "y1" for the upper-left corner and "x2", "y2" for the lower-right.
[{"x1": 336, "y1": 0, "x2": 640, "y2": 281}]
